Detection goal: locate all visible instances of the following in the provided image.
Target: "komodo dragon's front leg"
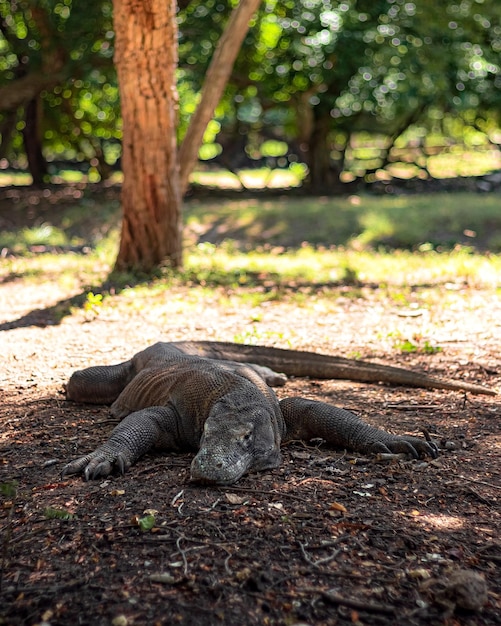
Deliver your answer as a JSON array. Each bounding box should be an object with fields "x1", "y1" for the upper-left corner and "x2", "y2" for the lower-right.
[
  {"x1": 61, "y1": 406, "x2": 186, "y2": 480},
  {"x1": 280, "y1": 397, "x2": 438, "y2": 458}
]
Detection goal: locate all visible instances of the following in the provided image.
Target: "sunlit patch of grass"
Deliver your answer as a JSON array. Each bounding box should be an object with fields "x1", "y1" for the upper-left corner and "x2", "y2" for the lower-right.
[
  {"x1": 3, "y1": 238, "x2": 499, "y2": 305},
  {"x1": 0, "y1": 223, "x2": 70, "y2": 252},
  {"x1": 0, "y1": 237, "x2": 115, "y2": 289},
  {"x1": 189, "y1": 166, "x2": 305, "y2": 190},
  {"x1": 1, "y1": 188, "x2": 500, "y2": 330},
  {"x1": 182, "y1": 243, "x2": 501, "y2": 290},
  {"x1": 184, "y1": 192, "x2": 501, "y2": 252}
]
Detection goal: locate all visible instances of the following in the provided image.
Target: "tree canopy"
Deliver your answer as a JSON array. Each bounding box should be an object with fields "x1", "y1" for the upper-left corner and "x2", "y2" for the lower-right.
[{"x1": 1, "y1": 0, "x2": 500, "y2": 190}]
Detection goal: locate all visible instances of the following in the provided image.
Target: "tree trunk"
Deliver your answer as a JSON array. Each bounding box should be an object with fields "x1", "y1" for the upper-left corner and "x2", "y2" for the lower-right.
[
  {"x1": 178, "y1": 0, "x2": 262, "y2": 194},
  {"x1": 113, "y1": 0, "x2": 182, "y2": 272},
  {"x1": 307, "y1": 110, "x2": 341, "y2": 194},
  {"x1": 22, "y1": 97, "x2": 48, "y2": 185}
]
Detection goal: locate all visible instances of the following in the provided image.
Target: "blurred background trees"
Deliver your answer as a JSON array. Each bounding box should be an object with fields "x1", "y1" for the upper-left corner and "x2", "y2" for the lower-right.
[{"x1": 1, "y1": 0, "x2": 500, "y2": 191}]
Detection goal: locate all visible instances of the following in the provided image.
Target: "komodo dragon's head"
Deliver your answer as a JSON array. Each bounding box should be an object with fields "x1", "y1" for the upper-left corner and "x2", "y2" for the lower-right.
[{"x1": 190, "y1": 401, "x2": 282, "y2": 485}]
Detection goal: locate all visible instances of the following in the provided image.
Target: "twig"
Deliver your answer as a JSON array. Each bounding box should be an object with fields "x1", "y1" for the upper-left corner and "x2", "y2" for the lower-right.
[
  {"x1": 221, "y1": 546, "x2": 233, "y2": 576},
  {"x1": 374, "y1": 452, "x2": 408, "y2": 463},
  {"x1": 298, "y1": 535, "x2": 349, "y2": 569},
  {"x1": 458, "y1": 475, "x2": 501, "y2": 490},
  {"x1": 321, "y1": 589, "x2": 396, "y2": 614},
  {"x1": 216, "y1": 485, "x2": 308, "y2": 503},
  {"x1": 175, "y1": 534, "x2": 189, "y2": 576},
  {"x1": 386, "y1": 404, "x2": 440, "y2": 410},
  {"x1": 0, "y1": 578, "x2": 88, "y2": 597}
]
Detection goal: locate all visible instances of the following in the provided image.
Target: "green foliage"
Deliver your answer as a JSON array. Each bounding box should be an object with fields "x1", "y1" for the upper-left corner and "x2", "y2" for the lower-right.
[
  {"x1": 392, "y1": 336, "x2": 443, "y2": 355},
  {"x1": 83, "y1": 291, "x2": 104, "y2": 317},
  {"x1": 189, "y1": 0, "x2": 501, "y2": 186},
  {"x1": 0, "y1": 481, "x2": 17, "y2": 498},
  {"x1": 0, "y1": 0, "x2": 117, "y2": 174},
  {"x1": 43, "y1": 507, "x2": 76, "y2": 521},
  {"x1": 2, "y1": 0, "x2": 499, "y2": 187},
  {"x1": 137, "y1": 514, "x2": 156, "y2": 532},
  {"x1": 233, "y1": 326, "x2": 287, "y2": 345}
]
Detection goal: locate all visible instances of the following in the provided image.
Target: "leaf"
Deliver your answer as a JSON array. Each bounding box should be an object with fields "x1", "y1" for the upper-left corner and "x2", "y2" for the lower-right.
[
  {"x1": 408, "y1": 568, "x2": 432, "y2": 579},
  {"x1": 137, "y1": 514, "x2": 156, "y2": 532},
  {"x1": 44, "y1": 507, "x2": 76, "y2": 520},
  {"x1": 150, "y1": 573, "x2": 177, "y2": 584},
  {"x1": 225, "y1": 493, "x2": 245, "y2": 505},
  {"x1": 330, "y1": 501, "x2": 347, "y2": 513},
  {"x1": 0, "y1": 481, "x2": 17, "y2": 498}
]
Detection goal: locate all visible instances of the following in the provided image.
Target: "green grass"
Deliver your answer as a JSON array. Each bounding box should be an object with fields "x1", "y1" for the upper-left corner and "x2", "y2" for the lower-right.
[
  {"x1": 184, "y1": 193, "x2": 501, "y2": 251},
  {"x1": 184, "y1": 244, "x2": 501, "y2": 289},
  {"x1": 2, "y1": 237, "x2": 500, "y2": 296},
  {"x1": 1, "y1": 189, "x2": 500, "y2": 308}
]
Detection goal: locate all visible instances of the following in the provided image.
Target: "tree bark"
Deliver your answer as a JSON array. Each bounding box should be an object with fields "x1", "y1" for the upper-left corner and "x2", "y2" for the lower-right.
[
  {"x1": 113, "y1": 0, "x2": 182, "y2": 271},
  {"x1": 22, "y1": 97, "x2": 48, "y2": 185},
  {"x1": 307, "y1": 110, "x2": 341, "y2": 194},
  {"x1": 179, "y1": 0, "x2": 261, "y2": 194}
]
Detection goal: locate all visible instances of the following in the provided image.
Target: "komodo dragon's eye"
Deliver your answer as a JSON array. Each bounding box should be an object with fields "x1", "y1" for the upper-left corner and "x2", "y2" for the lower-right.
[{"x1": 238, "y1": 425, "x2": 253, "y2": 443}]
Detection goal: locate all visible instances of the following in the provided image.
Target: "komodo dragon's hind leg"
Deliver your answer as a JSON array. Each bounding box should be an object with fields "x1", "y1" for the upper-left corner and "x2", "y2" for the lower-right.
[
  {"x1": 66, "y1": 360, "x2": 136, "y2": 405},
  {"x1": 279, "y1": 397, "x2": 438, "y2": 458}
]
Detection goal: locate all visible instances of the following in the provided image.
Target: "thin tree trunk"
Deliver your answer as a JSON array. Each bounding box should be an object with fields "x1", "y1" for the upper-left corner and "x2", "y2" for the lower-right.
[
  {"x1": 22, "y1": 97, "x2": 48, "y2": 185},
  {"x1": 179, "y1": 0, "x2": 261, "y2": 194},
  {"x1": 307, "y1": 110, "x2": 340, "y2": 194},
  {"x1": 113, "y1": 0, "x2": 182, "y2": 271}
]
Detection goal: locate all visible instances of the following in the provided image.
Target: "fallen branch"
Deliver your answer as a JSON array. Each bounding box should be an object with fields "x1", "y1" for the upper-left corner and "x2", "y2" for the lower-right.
[
  {"x1": 458, "y1": 475, "x2": 501, "y2": 491},
  {"x1": 321, "y1": 589, "x2": 396, "y2": 614}
]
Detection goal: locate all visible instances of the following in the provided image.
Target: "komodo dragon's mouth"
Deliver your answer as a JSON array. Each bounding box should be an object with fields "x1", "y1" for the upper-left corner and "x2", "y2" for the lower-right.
[{"x1": 189, "y1": 452, "x2": 250, "y2": 485}]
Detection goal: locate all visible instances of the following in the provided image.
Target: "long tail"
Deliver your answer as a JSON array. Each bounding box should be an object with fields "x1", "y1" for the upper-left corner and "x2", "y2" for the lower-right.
[{"x1": 171, "y1": 341, "x2": 496, "y2": 396}]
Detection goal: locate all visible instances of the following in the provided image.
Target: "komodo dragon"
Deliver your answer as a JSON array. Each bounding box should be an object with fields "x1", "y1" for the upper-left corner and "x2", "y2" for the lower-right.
[{"x1": 62, "y1": 341, "x2": 493, "y2": 485}]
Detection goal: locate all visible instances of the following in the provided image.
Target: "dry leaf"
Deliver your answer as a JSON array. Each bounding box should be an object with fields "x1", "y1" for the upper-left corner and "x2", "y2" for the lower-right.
[
  {"x1": 150, "y1": 573, "x2": 177, "y2": 584},
  {"x1": 408, "y1": 568, "x2": 432, "y2": 579},
  {"x1": 330, "y1": 501, "x2": 347, "y2": 513},
  {"x1": 225, "y1": 493, "x2": 245, "y2": 505}
]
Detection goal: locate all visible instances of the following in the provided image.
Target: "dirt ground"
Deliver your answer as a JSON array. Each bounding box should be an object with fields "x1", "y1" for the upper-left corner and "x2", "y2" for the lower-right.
[{"x1": 1, "y1": 196, "x2": 500, "y2": 625}]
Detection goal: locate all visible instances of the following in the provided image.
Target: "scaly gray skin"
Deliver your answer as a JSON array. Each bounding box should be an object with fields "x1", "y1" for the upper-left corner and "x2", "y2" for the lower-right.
[
  {"x1": 169, "y1": 341, "x2": 495, "y2": 395},
  {"x1": 62, "y1": 342, "x2": 440, "y2": 485}
]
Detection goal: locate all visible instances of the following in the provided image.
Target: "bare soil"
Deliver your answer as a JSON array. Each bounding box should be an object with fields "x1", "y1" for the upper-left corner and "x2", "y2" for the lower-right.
[{"x1": 1, "y1": 191, "x2": 500, "y2": 626}]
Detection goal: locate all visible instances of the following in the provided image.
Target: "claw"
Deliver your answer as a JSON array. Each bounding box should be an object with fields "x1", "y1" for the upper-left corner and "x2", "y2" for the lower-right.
[
  {"x1": 89, "y1": 460, "x2": 112, "y2": 480},
  {"x1": 61, "y1": 456, "x2": 90, "y2": 479},
  {"x1": 370, "y1": 437, "x2": 437, "y2": 460},
  {"x1": 116, "y1": 453, "x2": 128, "y2": 475},
  {"x1": 411, "y1": 440, "x2": 438, "y2": 459},
  {"x1": 63, "y1": 446, "x2": 131, "y2": 481}
]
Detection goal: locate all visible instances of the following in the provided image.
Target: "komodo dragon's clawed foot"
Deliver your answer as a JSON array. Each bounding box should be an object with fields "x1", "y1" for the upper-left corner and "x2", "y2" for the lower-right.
[
  {"x1": 61, "y1": 448, "x2": 132, "y2": 481},
  {"x1": 368, "y1": 436, "x2": 439, "y2": 459}
]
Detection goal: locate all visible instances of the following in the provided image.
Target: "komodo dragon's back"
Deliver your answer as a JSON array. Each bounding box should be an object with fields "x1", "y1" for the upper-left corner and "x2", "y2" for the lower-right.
[
  {"x1": 169, "y1": 340, "x2": 495, "y2": 395},
  {"x1": 62, "y1": 340, "x2": 493, "y2": 485}
]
